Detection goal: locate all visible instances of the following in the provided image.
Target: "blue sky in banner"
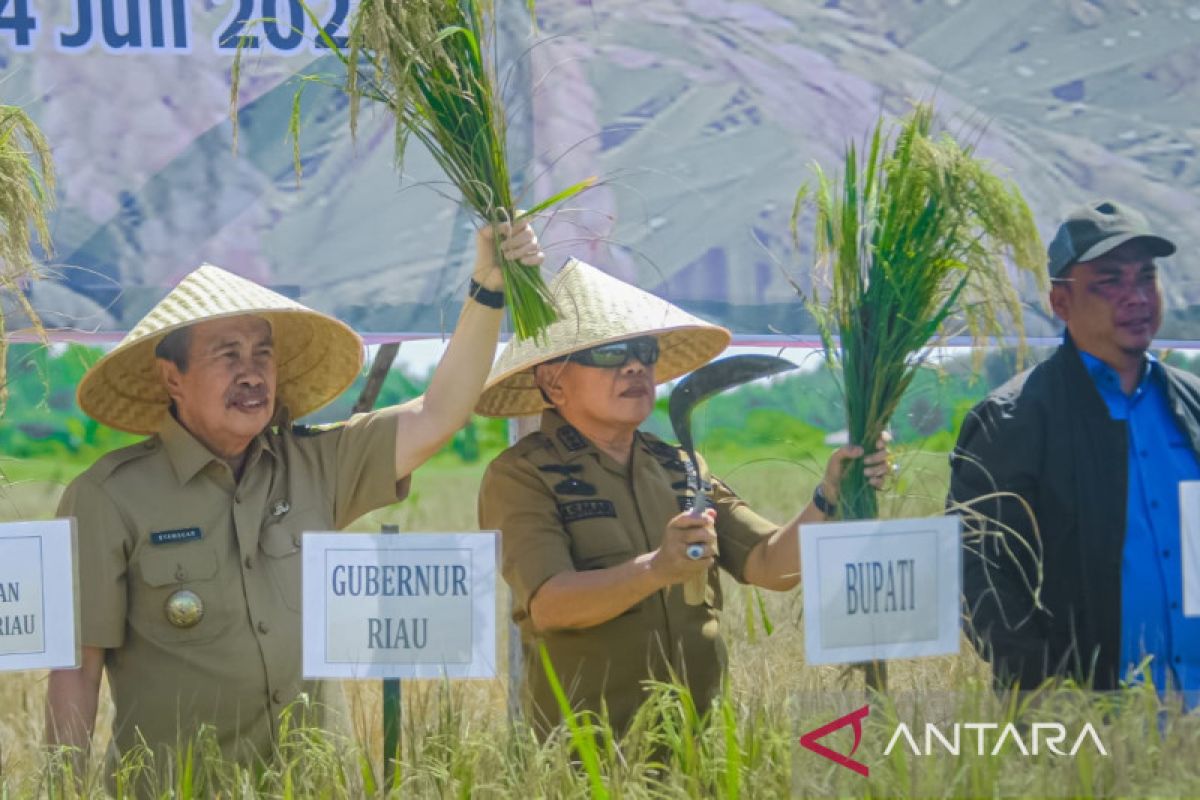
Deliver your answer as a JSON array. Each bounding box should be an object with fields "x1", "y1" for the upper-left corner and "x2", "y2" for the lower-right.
[{"x1": 2, "y1": 1, "x2": 1198, "y2": 340}]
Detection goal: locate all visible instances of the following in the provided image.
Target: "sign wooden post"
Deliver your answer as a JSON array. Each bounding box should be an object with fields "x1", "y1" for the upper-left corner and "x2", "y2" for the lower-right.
[{"x1": 380, "y1": 523, "x2": 402, "y2": 791}]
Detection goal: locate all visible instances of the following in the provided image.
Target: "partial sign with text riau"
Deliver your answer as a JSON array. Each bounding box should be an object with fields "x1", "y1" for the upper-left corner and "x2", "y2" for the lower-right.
[
  {"x1": 800, "y1": 516, "x2": 961, "y2": 665},
  {"x1": 302, "y1": 532, "x2": 497, "y2": 679},
  {"x1": 0, "y1": 520, "x2": 79, "y2": 671}
]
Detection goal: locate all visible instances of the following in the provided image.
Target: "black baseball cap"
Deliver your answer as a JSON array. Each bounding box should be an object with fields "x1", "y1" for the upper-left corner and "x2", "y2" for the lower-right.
[{"x1": 1047, "y1": 200, "x2": 1175, "y2": 278}]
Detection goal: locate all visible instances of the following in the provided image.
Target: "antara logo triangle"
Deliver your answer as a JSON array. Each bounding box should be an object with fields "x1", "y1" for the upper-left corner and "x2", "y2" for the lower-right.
[{"x1": 799, "y1": 705, "x2": 870, "y2": 777}]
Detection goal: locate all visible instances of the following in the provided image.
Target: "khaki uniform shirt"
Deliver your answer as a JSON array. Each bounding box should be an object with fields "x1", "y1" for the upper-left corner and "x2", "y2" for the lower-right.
[
  {"x1": 478, "y1": 410, "x2": 777, "y2": 734},
  {"x1": 57, "y1": 409, "x2": 409, "y2": 761}
]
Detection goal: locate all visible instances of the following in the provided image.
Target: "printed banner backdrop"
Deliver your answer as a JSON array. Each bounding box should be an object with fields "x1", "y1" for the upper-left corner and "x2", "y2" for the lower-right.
[{"x1": 2, "y1": 1, "x2": 1198, "y2": 341}]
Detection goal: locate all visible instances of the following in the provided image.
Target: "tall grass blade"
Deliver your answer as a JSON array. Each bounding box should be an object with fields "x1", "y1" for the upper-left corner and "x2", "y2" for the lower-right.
[
  {"x1": 538, "y1": 643, "x2": 609, "y2": 799},
  {"x1": 517, "y1": 176, "x2": 598, "y2": 220}
]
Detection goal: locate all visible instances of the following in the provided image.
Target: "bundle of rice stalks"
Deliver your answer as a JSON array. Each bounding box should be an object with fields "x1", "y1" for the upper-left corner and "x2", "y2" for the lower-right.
[
  {"x1": 235, "y1": 1, "x2": 594, "y2": 341},
  {"x1": 0, "y1": 105, "x2": 55, "y2": 415},
  {"x1": 794, "y1": 104, "x2": 1045, "y2": 520}
]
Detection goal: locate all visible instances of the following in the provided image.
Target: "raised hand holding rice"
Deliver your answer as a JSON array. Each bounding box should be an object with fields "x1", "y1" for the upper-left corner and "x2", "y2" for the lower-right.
[{"x1": 232, "y1": 0, "x2": 593, "y2": 341}]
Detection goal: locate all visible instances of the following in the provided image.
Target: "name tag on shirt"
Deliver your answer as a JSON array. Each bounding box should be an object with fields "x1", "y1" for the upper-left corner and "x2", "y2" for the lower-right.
[
  {"x1": 558, "y1": 500, "x2": 616, "y2": 523},
  {"x1": 150, "y1": 527, "x2": 203, "y2": 545}
]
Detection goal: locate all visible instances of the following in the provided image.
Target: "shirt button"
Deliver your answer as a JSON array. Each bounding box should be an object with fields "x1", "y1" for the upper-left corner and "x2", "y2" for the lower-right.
[
  {"x1": 1139, "y1": 449, "x2": 1148, "y2": 458},
  {"x1": 272, "y1": 690, "x2": 284, "y2": 704},
  {"x1": 1175, "y1": 656, "x2": 1182, "y2": 664},
  {"x1": 1171, "y1": 601, "x2": 1180, "y2": 610},
  {"x1": 258, "y1": 621, "x2": 270, "y2": 634},
  {"x1": 234, "y1": 494, "x2": 242, "y2": 504},
  {"x1": 1150, "y1": 500, "x2": 1159, "y2": 509},
  {"x1": 1162, "y1": 549, "x2": 1171, "y2": 558},
  {"x1": 244, "y1": 555, "x2": 254, "y2": 570}
]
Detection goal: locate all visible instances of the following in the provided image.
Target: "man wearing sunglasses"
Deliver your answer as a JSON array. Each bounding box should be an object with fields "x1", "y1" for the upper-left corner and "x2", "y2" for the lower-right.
[
  {"x1": 544, "y1": 336, "x2": 663, "y2": 369},
  {"x1": 475, "y1": 258, "x2": 890, "y2": 735},
  {"x1": 953, "y1": 200, "x2": 1200, "y2": 708}
]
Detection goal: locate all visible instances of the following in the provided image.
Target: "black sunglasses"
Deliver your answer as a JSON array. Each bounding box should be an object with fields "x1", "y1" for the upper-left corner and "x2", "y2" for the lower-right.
[{"x1": 547, "y1": 336, "x2": 660, "y2": 368}]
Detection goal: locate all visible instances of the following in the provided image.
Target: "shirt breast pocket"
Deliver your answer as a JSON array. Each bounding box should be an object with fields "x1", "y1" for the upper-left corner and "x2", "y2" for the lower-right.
[
  {"x1": 1168, "y1": 434, "x2": 1194, "y2": 451},
  {"x1": 134, "y1": 546, "x2": 232, "y2": 645},
  {"x1": 565, "y1": 517, "x2": 635, "y2": 570},
  {"x1": 558, "y1": 508, "x2": 646, "y2": 616},
  {"x1": 1165, "y1": 434, "x2": 1200, "y2": 479},
  {"x1": 259, "y1": 507, "x2": 326, "y2": 612}
]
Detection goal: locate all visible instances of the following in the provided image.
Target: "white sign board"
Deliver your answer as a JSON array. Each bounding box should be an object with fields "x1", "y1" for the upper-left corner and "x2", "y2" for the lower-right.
[
  {"x1": 801, "y1": 515, "x2": 961, "y2": 665},
  {"x1": 302, "y1": 532, "x2": 497, "y2": 679},
  {"x1": 1180, "y1": 482, "x2": 1200, "y2": 617},
  {"x1": 0, "y1": 520, "x2": 79, "y2": 671}
]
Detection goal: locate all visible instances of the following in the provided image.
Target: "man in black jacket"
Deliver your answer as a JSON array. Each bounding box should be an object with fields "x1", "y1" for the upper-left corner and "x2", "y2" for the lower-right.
[{"x1": 952, "y1": 201, "x2": 1200, "y2": 702}]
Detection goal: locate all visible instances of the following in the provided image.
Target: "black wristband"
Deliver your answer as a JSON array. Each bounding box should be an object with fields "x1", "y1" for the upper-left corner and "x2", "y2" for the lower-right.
[
  {"x1": 812, "y1": 483, "x2": 834, "y2": 516},
  {"x1": 468, "y1": 278, "x2": 505, "y2": 309}
]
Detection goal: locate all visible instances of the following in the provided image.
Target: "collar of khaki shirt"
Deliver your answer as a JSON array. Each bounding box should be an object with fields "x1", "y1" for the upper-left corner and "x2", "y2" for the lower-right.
[
  {"x1": 539, "y1": 408, "x2": 668, "y2": 476},
  {"x1": 159, "y1": 412, "x2": 278, "y2": 487}
]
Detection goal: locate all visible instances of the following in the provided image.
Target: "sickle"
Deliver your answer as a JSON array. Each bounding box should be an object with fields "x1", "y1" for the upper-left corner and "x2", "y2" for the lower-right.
[{"x1": 667, "y1": 354, "x2": 798, "y2": 604}]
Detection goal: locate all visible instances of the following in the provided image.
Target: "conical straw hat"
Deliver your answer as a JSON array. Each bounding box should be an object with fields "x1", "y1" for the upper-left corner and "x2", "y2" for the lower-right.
[
  {"x1": 78, "y1": 264, "x2": 363, "y2": 435},
  {"x1": 476, "y1": 258, "x2": 731, "y2": 418}
]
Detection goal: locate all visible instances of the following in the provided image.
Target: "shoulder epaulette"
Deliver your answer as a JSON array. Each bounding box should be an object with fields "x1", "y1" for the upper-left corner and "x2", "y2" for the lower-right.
[
  {"x1": 83, "y1": 437, "x2": 161, "y2": 482},
  {"x1": 636, "y1": 435, "x2": 687, "y2": 474},
  {"x1": 642, "y1": 435, "x2": 682, "y2": 459},
  {"x1": 501, "y1": 429, "x2": 555, "y2": 460}
]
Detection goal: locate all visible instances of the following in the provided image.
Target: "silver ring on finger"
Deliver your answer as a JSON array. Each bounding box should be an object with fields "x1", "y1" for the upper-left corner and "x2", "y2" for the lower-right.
[{"x1": 686, "y1": 543, "x2": 706, "y2": 561}]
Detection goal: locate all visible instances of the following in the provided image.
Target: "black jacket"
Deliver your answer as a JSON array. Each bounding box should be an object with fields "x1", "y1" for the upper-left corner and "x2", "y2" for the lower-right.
[{"x1": 950, "y1": 336, "x2": 1200, "y2": 690}]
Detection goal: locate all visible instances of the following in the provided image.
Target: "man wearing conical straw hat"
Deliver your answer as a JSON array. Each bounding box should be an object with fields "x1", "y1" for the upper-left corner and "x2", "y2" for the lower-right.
[
  {"x1": 45, "y1": 224, "x2": 542, "y2": 767},
  {"x1": 477, "y1": 259, "x2": 890, "y2": 735}
]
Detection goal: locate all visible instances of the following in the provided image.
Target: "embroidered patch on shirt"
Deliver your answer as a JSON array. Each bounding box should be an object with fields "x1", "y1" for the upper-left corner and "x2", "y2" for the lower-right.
[
  {"x1": 660, "y1": 458, "x2": 688, "y2": 473},
  {"x1": 558, "y1": 500, "x2": 617, "y2": 523},
  {"x1": 553, "y1": 478, "x2": 597, "y2": 497},
  {"x1": 557, "y1": 425, "x2": 588, "y2": 452},
  {"x1": 150, "y1": 527, "x2": 202, "y2": 545}
]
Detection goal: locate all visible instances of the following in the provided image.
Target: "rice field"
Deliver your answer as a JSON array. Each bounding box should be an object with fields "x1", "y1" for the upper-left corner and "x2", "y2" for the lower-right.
[{"x1": 2, "y1": 450, "x2": 1199, "y2": 797}]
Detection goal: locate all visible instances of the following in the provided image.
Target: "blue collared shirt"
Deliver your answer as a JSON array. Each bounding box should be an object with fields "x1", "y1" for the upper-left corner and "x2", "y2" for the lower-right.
[{"x1": 1080, "y1": 350, "x2": 1200, "y2": 706}]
